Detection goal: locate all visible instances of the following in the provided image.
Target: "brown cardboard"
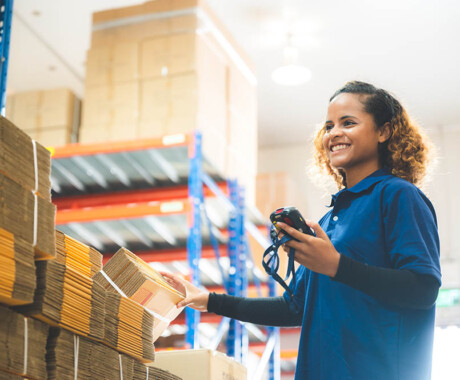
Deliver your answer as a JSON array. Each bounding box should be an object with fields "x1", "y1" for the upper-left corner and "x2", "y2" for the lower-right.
[
  {"x1": 140, "y1": 33, "x2": 196, "y2": 79},
  {"x1": 153, "y1": 349, "x2": 247, "y2": 380},
  {"x1": 23, "y1": 126, "x2": 71, "y2": 147},
  {"x1": 92, "y1": 0, "x2": 202, "y2": 25},
  {"x1": 40, "y1": 88, "x2": 76, "y2": 129},
  {"x1": 8, "y1": 90, "x2": 40, "y2": 130},
  {"x1": 83, "y1": 0, "x2": 257, "y2": 188}
]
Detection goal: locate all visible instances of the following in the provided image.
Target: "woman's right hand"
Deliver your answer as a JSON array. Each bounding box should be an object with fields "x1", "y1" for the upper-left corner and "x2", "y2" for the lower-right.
[{"x1": 160, "y1": 271, "x2": 210, "y2": 311}]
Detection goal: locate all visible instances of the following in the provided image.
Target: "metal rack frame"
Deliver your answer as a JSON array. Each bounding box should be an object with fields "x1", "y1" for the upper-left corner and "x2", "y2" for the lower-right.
[
  {"x1": 0, "y1": 0, "x2": 282, "y2": 370},
  {"x1": 0, "y1": 0, "x2": 13, "y2": 116}
]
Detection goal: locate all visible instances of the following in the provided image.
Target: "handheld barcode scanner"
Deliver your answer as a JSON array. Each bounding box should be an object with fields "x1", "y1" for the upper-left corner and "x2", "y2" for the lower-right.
[
  {"x1": 270, "y1": 206, "x2": 314, "y2": 238},
  {"x1": 263, "y1": 207, "x2": 314, "y2": 299}
]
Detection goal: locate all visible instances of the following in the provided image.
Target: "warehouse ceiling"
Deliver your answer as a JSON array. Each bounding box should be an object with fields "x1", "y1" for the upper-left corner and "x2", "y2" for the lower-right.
[{"x1": 8, "y1": 0, "x2": 460, "y2": 147}]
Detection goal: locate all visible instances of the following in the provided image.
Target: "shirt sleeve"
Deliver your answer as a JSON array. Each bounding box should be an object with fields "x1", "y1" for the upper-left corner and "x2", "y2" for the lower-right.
[
  {"x1": 207, "y1": 293, "x2": 302, "y2": 327},
  {"x1": 383, "y1": 182, "x2": 442, "y2": 284},
  {"x1": 332, "y1": 254, "x2": 440, "y2": 309}
]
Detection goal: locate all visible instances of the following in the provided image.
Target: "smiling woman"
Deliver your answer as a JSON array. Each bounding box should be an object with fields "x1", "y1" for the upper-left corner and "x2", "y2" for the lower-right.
[
  {"x1": 162, "y1": 81, "x2": 441, "y2": 380},
  {"x1": 314, "y1": 81, "x2": 432, "y2": 189}
]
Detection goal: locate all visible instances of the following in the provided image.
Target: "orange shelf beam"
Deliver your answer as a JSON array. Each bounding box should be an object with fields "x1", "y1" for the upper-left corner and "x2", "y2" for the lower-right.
[
  {"x1": 50, "y1": 134, "x2": 191, "y2": 159},
  {"x1": 56, "y1": 200, "x2": 189, "y2": 224},
  {"x1": 53, "y1": 182, "x2": 228, "y2": 210}
]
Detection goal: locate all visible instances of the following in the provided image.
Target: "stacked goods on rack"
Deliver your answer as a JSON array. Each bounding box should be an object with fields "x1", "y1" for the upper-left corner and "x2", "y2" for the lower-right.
[
  {"x1": 0, "y1": 305, "x2": 49, "y2": 380},
  {"x1": 101, "y1": 292, "x2": 155, "y2": 363},
  {"x1": 15, "y1": 260, "x2": 106, "y2": 341},
  {"x1": 0, "y1": 228, "x2": 36, "y2": 306},
  {"x1": 0, "y1": 116, "x2": 56, "y2": 260},
  {"x1": 93, "y1": 247, "x2": 185, "y2": 341},
  {"x1": 55, "y1": 230, "x2": 102, "y2": 277},
  {"x1": 6, "y1": 88, "x2": 80, "y2": 147},
  {"x1": 81, "y1": 0, "x2": 257, "y2": 203}
]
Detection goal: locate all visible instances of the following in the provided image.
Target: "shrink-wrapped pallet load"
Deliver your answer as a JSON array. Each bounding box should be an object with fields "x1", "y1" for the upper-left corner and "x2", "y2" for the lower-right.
[{"x1": 81, "y1": 0, "x2": 257, "y2": 203}]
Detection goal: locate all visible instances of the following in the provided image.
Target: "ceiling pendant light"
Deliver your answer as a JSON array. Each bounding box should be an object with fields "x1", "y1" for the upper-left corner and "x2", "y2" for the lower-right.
[{"x1": 272, "y1": 33, "x2": 312, "y2": 86}]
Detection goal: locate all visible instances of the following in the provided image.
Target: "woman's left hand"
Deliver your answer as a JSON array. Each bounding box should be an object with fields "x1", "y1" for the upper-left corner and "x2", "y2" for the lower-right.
[{"x1": 277, "y1": 220, "x2": 341, "y2": 277}]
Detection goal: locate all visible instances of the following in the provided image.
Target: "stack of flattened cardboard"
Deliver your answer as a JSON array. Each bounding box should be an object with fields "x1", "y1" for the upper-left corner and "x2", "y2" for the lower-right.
[
  {"x1": 0, "y1": 172, "x2": 55, "y2": 259},
  {"x1": 0, "y1": 371, "x2": 24, "y2": 379},
  {"x1": 0, "y1": 305, "x2": 49, "y2": 380},
  {"x1": 0, "y1": 228, "x2": 35, "y2": 306},
  {"x1": 0, "y1": 116, "x2": 56, "y2": 260},
  {"x1": 82, "y1": 0, "x2": 258, "y2": 204},
  {"x1": 100, "y1": 292, "x2": 155, "y2": 363},
  {"x1": 56, "y1": 230, "x2": 102, "y2": 278},
  {"x1": 0, "y1": 116, "x2": 52, "y2": 199},
  {"x1": 16, "y1": 260, "x2": 105, "y2": 341},
  {"x1": 93, "y1": 248, "x2": 185, "y2": 341},
  {"x1": 138, "y1": 366, "x2": 183, "y2": 380},
  {"x1": 6, "y1": 88, "x2": 80, "y2": 147},
  {"x1": 47, "y1": 327, "x2": 133, "y2": 380}
]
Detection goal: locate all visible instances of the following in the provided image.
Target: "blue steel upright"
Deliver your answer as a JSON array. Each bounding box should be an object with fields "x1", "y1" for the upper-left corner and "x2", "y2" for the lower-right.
[
  {"x1": 268, "y1": 278, "x2": 280, "y2": 380},
  {"x1": 0, "y1": 0, "x2": 14, "y2": 116},
  {"x1": 226, "y1": 180, "x2": 248, "y2": 363},
  {"x1": 238, "y1": 185, "x2": 248, "y2": 365},
  {"x1": 186, "y1": 131, "x2": 203, "y2": 348}
]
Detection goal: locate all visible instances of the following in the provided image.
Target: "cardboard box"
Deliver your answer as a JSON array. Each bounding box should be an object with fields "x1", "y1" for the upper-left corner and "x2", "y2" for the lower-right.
[
  {"x1": 25, "y1": 126, "x2": 71, "y2": 147},
  {"x1": 140, "y1": 33, "x2": 196, "y2": 79},
  {"x1": 6, "y1": 88, "x2": 80, "y2": 144},
  {"x1": 83, "y1": 0, "x2": 257, "y2": 188},
  {"x1": 152, "y1": 349, "x2": 247, "y2": 380},
  {"x1": 40, "y1": 88, "x2": 76, "y2": 129},
  {"x1": 93, "y1": 248, "x2": 185, "y2": 342}
]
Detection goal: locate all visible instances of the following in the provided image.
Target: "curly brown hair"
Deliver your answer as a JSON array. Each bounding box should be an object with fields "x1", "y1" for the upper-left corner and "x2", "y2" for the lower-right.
[{"x1": 313, "y1": 81, "x2": 433, "y2": 189}]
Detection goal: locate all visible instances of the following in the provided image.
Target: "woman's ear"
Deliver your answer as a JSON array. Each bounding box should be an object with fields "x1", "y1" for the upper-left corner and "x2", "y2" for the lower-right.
[{"x1": 378, "y1": 122, "x2": 392, "y2": 143}]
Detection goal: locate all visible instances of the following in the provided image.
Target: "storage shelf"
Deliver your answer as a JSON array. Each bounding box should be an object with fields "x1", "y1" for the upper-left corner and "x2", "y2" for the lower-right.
[
  {"x1": 50, "y1": 133, "x2": 276, "y2": 368},
  {"x1": 51, "y1": 135, "x2": 224, "y2": 198}
]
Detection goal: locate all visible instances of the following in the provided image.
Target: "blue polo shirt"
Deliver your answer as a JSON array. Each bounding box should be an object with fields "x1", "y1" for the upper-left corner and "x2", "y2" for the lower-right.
[{"x1": 285, "y1": 167, "x2": 441, "y2": 380}]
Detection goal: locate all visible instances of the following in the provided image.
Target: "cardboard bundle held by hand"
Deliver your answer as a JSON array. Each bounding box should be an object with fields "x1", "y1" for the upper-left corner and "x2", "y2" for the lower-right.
[{"x1": 93, "y1": 247, "x2": 185, "y2": 341}]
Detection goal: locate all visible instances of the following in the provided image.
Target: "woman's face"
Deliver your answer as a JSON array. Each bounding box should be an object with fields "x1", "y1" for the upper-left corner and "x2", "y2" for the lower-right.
[{"x1": 322, "y1": 93, "x2": 387, "y2": 177}]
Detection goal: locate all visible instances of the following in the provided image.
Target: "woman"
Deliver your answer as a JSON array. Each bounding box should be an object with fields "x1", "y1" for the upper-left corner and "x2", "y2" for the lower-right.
[{"x1": 162, "y1": 81, "x2": 441, "y2": 380}]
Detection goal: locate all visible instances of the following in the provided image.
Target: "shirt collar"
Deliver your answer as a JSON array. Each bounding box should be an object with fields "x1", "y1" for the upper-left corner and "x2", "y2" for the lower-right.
[{"x1": 328, "y1": 167, "x2": 392, "y2": 207}]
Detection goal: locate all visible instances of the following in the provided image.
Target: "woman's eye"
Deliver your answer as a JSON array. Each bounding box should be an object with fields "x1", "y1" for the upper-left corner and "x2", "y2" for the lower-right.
[
  {"x1": 325, "y1": 124, "x2": 333, "y2": 132},
  {"x1": 343, "y1": 120, "x2": 355, "y2": 127}
]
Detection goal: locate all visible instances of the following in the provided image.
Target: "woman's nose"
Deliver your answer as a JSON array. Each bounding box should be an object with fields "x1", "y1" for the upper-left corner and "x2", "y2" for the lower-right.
[{"x1": 329, "y1": 125, "x2": 342, "y2": 137}]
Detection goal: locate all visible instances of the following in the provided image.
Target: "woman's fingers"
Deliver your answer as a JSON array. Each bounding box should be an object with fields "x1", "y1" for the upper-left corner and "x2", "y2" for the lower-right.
[{"x1": 305, "y1": 219, "x2": 328, "y2": 239}]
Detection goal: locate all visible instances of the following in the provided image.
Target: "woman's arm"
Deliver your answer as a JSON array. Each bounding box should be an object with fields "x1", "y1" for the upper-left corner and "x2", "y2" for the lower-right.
[
  {"x1": 208, "y1": 293, "x2": 303, "y2": 327},
  {"x1": 160, "y1": 271, "x2": 303, "y2": 327},
  {"x1": 332, "y1": 254, "x2": 440, "y2": 309}
]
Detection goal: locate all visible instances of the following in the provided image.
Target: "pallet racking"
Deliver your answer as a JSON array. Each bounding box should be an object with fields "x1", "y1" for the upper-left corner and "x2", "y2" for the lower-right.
[{"x1": 50, "y1": 131, "x2": 281, "y2": 379}]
